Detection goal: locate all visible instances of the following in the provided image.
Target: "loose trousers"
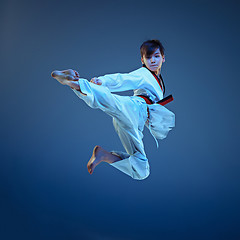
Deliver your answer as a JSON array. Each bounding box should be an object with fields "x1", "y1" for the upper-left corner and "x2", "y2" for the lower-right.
[{"x1": 72, "y1": 79, "x2": 150, "y2": 180}]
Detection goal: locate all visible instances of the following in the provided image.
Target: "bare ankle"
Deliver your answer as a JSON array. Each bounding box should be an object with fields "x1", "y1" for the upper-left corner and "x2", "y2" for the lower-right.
[{"x1": 103, "y1": 151, "x2": 122, "y2": 164}]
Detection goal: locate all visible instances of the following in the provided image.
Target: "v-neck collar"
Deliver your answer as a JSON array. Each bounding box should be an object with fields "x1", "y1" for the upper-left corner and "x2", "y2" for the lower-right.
[{"x1": 142, "y1": 64, "x2": 164, "y2": 93}]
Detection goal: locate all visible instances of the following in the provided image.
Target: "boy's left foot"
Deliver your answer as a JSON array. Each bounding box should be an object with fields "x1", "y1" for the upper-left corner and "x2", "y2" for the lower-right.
[
  {"x1": 87, "y1": 146, "x2": 104, "y2": 174},
  {"x1": 87, "y1": 145, "x2": 122, "y2": 175},
  {"x1": 51, "y1": 69, "x2": 79, "y2": 85}
]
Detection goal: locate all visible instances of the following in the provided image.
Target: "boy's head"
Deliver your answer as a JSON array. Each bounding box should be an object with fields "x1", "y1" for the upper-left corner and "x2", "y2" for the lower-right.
[
  {"x1": 140, "y1": 39, "x2": 165, "y2": 58},
  {"x1": 140, "y1": 39, "x2": 165, "y2": 74}
]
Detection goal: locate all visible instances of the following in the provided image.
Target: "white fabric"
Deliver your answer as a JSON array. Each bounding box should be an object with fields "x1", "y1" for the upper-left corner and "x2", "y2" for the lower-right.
[
  {"x1": 72, "y1": 67, "x2": 175, "y2": 180},
  {"x1": 146, "y1": 104, "x2": 175, "y2": 148},
  {"x1": 98, "y1": 67, "x2": 164, "y2": 102}
]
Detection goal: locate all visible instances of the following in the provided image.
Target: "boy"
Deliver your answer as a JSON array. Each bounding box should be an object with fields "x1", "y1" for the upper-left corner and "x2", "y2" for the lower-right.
[{"x1": 51, "y1": 40, "x2": 175, "y2": 180}]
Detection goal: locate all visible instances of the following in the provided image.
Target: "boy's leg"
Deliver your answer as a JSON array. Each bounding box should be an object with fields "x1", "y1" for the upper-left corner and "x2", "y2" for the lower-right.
[
  {"x1": 109, "y1": 114, "x2": 150, "y2": 180},
  {"x1": 52, "y1": 72, "x2": 149, "y2": 179},
  {"x1": 75, "y1": 86, "x2": 149, "y2": 179},
  {"x1": 52, "y1": 69, "x2": 135, "y2": 120},
  {"x1": 87, "y1": 96, "x2": 149, "y2": 180},
  {"x1": 86, "y1": 115, "x2": 148, "y2": 179}
]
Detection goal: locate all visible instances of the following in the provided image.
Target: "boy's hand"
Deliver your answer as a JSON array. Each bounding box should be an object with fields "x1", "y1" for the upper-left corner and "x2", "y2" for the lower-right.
[{"x1": 90, "y1": 77, "x2": 102, "y2": 85}]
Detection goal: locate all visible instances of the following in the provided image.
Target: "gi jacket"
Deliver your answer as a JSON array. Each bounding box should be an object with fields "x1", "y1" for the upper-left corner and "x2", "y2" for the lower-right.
[{"x1": 98, "y1": 67, "x2": 175, "y2": 146}]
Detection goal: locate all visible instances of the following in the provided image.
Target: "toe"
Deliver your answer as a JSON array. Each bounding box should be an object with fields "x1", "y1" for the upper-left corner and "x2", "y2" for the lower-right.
[{"x1": 74, "y1": 70, "x2": 80, "y2": 77}]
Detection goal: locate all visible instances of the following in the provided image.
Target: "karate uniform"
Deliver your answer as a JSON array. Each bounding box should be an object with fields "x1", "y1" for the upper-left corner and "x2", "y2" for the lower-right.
[{"x1": 72, "y1": 66, "x2": 175, "y2": 180}]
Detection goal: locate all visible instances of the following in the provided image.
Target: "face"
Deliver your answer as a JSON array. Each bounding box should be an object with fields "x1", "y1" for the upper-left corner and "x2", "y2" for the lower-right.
[{"x1": 141, "y1": 48, "x2": 165, "y2": 75}]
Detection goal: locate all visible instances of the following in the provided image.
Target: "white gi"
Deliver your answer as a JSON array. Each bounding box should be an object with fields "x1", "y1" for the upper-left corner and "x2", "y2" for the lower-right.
[{"x1": 72, "y1": 67, "x2": 175, "y2": 180}]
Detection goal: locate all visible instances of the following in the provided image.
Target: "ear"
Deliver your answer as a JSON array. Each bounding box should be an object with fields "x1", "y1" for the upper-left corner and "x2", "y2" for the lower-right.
[
  {"x1": 162, "y1": 55, "x2": 166, "y2": 63},
  {"x1": 141, "y1": 57, "x2": 144, "y2": 64}
]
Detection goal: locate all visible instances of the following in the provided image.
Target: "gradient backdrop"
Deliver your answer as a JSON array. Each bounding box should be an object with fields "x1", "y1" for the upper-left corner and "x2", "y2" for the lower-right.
[{"x1": 1, "y1": 0, "x2": 240, "y2": 239}]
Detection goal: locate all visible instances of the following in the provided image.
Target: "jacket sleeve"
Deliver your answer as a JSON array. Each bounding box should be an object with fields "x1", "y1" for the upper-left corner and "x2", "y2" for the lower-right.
[{"x1": 97, "y1": 72, "x2": 144, "y2": 92}]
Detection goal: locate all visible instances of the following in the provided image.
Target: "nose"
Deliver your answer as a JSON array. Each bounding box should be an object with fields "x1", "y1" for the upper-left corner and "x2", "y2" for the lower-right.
[{"x1": 150, "y1": 57, "x2": 155, "y2": 63}]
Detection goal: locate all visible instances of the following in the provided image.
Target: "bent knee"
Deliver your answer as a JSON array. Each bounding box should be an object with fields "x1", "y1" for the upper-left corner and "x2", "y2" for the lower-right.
[{"x1": 132, "y1": 167, "x2": 150, "y2": 180}]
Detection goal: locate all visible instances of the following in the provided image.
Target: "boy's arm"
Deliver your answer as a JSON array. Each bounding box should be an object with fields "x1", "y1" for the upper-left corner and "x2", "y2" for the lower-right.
[
  {"x1": 94, "y1": 72, "x2": 144, "y2": 92},
  {"x1": 66, "y1": 70, "x2": 144, "y2": 93}
]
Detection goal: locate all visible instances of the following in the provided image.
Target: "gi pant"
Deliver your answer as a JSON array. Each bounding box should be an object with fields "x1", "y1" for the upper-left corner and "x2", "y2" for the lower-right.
[{"x1": 72, "y1": 79, "x2": 150, "y2": 180}]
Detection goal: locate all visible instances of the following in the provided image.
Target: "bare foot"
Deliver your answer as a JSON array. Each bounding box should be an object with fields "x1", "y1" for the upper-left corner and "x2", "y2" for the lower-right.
[
  {"x1": 87, "y1": 146, "x2": 104, "y2": 174},
  {"x1": 87, "y1": 145, "x2": 122, "y2": 174},
  {"x1": 51, "y1": 69, "x2": 79, "y2": 85}
]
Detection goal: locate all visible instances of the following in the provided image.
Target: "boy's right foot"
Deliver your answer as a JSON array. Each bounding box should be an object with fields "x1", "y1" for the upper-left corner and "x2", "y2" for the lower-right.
[{"x1": 51, "y1": 69, "x2": 79, "y2": 85}]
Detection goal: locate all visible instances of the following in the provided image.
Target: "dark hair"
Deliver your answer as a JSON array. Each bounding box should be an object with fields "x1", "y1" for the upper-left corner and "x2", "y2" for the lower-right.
[{"x1": 140, "y1": 39, "x2": 165, "y2": 58}]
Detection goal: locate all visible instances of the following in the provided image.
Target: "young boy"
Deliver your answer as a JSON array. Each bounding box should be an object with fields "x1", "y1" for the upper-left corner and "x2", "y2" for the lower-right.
[{"x1": 51, "y1": 39, "x2": 175, "y2": 180}]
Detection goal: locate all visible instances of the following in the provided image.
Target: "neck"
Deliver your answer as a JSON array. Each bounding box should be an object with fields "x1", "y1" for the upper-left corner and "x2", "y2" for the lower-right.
[{"x1": 154, "y1": 68, "x2": 161, "y2": 77}]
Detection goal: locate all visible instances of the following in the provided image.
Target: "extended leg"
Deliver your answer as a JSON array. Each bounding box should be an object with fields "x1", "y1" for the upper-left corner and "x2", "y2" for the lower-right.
[{"x1": 69, "y1": 79, "x2": 149, "y2": 179}]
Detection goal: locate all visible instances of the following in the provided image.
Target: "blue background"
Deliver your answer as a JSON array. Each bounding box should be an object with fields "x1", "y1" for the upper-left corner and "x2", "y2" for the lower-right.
[{"x1": 1, "y1": 0, "x2": 240, "y2": 239}]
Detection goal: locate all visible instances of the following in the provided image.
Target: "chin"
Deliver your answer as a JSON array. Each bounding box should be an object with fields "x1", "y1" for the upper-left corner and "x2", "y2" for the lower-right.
[{"x1": 150, "y1": 67, "x2": 158, "y2": 72}]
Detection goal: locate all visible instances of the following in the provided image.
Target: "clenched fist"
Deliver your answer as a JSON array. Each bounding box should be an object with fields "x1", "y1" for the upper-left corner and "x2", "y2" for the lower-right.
[{"x1": 90, "y1": 77, "x2": 102, "y2": 85}]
